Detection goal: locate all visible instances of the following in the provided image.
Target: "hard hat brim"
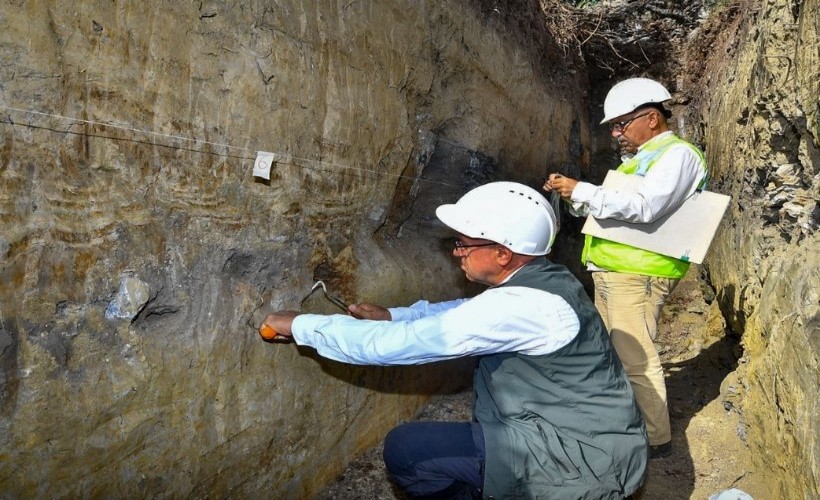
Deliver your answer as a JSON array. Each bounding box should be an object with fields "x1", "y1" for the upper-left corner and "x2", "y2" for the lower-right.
[{"x1": 435, "y1": 204, "x2": 475, "y2": 239}]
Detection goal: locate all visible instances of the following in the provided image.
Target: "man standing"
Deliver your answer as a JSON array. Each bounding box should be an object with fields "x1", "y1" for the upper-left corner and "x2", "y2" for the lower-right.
[
  {"x1": 260, "y1": 182, "x2": 647, "y2": 499},
  {"x1": 544, "y1": 77, "x2": 708, "y2": 459}
]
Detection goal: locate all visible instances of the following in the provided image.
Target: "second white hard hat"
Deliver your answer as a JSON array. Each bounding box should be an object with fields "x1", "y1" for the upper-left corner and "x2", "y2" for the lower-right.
[
  {"x1": 435, "y1": 182, "x2": 557, "y2": 256},
  {"x1": 600, "y1": 77, "x2": 671, "y2": 124}
]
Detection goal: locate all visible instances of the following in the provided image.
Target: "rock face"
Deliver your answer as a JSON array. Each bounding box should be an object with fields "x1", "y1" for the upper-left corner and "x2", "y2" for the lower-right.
[
  {"x1": 684, "y1": 0, "x2": 819, "y2": 497},
  {"x1": 0, "y1": 1, "x2": 586, "y2": 497}
]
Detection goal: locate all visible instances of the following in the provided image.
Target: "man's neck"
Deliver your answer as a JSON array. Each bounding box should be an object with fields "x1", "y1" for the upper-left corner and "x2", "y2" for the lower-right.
[{"x1": 493, "y1": 255, "x2": 538, "y2": 285}]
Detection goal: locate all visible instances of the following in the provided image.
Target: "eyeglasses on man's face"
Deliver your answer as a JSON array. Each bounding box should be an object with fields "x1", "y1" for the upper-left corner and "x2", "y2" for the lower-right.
[
  {"x1": 611, "y1": 110, "x2": 653, "y2": 133},
  {"x1": 452, "y1": 240, "x2": 498, "y2": 255}
]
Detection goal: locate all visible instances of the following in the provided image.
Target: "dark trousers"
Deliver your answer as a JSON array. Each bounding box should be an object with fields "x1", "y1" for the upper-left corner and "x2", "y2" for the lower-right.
[{"x1": 382, "y1": 421, "x2": 485, "y2": 499}]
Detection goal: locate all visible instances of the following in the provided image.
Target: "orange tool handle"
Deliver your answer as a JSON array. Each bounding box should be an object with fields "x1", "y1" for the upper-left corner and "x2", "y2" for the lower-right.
[{"x1": 259, "y1": 324, "x2": 278, "y2": 340}]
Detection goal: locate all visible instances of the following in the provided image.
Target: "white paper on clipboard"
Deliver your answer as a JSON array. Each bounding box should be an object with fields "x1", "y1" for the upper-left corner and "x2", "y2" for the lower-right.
[{"x1": 580, "y1": 170, "x2": 731, "y2": 264}]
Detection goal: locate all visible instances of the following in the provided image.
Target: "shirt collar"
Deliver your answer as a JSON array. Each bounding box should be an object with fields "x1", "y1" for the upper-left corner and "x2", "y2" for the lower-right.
[{"x1": 637, "y1": 130, "x2": 674, "y2": 152}]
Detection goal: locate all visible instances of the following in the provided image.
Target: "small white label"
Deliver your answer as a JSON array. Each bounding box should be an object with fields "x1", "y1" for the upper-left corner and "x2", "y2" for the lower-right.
[{"x1": 253, "y1": 151, "x2": 276, "y2": 180}]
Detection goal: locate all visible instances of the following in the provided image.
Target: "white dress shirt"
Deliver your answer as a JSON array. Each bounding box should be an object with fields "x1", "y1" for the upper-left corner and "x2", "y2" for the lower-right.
[{"x1": 569, "y1": 131, "x2": 707, "y2": 223}]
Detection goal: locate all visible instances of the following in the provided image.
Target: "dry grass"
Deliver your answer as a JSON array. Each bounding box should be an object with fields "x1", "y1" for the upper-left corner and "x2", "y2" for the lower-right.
[
  {"x1": 537, "y1": 0, "x2": 710, "y2": 76},
  {"x1": 537, "y1": 0, "x2": 642, "y2": 72}
]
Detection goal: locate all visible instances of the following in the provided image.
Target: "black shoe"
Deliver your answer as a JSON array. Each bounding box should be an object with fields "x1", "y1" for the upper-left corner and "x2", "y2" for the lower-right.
[{"x1": 649, "y1": 441, "x2": 672, "y2": 459}]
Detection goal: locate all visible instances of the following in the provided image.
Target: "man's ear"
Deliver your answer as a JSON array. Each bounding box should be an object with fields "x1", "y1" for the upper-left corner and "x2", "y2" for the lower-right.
[
  {"x1": 495, "y1": 246, "x2": 514, "y2": 266},
  {"x1": 648, "y1": 109, "x2": 663, "y2": 129}
]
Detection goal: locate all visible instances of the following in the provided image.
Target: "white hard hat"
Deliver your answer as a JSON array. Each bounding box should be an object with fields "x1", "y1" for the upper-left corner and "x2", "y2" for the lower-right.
[
  {"x1": 436, "y1": 182, "x2": 557, "y2": 256},
  {"x1": 600, "y1": 77, "x2": 671, "y2": 124}
]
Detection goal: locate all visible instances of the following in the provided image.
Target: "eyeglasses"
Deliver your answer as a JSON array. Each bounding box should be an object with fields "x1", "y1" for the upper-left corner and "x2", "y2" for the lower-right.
[
  {"x1": 611, "y1": 111, "x2": 653, "y2": 133},
  {"x1": 453, "y1": 240, "x2": 498, "y2": 254}
]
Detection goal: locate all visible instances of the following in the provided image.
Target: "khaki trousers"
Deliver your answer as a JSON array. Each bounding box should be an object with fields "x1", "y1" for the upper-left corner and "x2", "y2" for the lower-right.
[{"x1": 592, "y1": 271, "x2": 678, "y2": 445}]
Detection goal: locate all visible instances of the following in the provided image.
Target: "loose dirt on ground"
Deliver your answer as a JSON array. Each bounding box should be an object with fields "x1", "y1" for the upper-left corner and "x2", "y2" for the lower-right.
[{"x1": 317, "y1": 267, "x2": 770, "y2": 499}]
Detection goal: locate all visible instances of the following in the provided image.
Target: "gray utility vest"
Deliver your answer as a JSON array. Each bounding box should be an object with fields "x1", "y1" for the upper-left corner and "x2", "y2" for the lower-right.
[{"x1": 475, "y1": 258, "x2": 647, "y2": 499}]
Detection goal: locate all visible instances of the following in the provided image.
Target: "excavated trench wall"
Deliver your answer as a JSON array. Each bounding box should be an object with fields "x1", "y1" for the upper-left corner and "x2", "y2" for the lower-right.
[
  {"x1": 686, "y1": 0, "x2": 819, "y2": 497},
  {"x1": 0, "y1": 1, "x2": 586, "y2": 497}
]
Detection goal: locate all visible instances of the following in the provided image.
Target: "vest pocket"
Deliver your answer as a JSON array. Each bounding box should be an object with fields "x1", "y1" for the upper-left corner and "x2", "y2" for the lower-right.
[
  {"x1": 535, "y1": 421, "x2": 582, "y2": 481},
  {"x1": 532, "y1": 421, "x2": 624, "y2": 494}
]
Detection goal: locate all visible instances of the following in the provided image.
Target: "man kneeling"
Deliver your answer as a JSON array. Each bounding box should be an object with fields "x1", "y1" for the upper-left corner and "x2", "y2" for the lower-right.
[{"x1": 260, "y1": 182, "x2": 648, "y2": 499}]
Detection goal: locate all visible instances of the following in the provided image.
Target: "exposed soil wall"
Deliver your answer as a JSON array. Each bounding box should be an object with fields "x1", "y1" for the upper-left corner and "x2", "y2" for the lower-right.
[
  {"x1": 0, "y1": 1, "x2": 587, "y2": 497},
  {"x1": 537, "y1": 0, "x2": 818, "y2": 496},
  {"x1": 562, "y1": 1, "x2": 818, "y2": 496},
  {"x1": 1, "y1": 0, "x2": 817, "y2": 498},
  {"x1": 682, "y1": 0, "x2": 819, "y2": 497}
]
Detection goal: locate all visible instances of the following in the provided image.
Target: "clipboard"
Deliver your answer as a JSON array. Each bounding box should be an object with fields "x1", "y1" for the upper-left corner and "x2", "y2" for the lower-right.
[{"x1": 580, "y1": 170, "x2": 731, "y2": 264}]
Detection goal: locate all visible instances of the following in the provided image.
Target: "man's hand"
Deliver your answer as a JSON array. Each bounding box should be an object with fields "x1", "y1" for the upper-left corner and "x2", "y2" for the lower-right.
[
  {"x1": 348, "y1": 303, "x2": 391, "y2": 321},
  {"x1": 259, "y1": 310, "x2": 300, "y2": 341},
  {"x1": 543, "y1": 173, "x2": 578, "y2": 200}
]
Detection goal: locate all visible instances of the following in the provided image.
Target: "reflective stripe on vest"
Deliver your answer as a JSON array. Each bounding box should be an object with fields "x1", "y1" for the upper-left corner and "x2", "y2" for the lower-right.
[{"x1": 581, "y1": 134, "x2": 708, "y2": 278}]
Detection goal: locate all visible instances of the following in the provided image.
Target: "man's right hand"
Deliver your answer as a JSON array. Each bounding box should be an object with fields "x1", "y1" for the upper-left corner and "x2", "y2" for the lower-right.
[
  {"x1": 543, "y1": 173, "x2": 578, "y2": 200},
  {"x1": 258, "y1": 310, "x2": 300, "y2": 341},
  {"x1": 348, "y1": 303, "x2": 391, "y2": 321}
]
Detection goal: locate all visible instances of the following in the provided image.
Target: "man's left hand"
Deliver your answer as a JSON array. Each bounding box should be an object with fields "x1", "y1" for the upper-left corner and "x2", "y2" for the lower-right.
[{"x1": 348, "y1": 303, "x2": 391, "y2": 321}]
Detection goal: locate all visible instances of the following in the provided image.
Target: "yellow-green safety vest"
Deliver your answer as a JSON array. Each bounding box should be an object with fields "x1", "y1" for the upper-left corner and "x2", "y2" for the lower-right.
[{"x1": 581, "y1": 134, "x2": 708, "y2": 278}]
